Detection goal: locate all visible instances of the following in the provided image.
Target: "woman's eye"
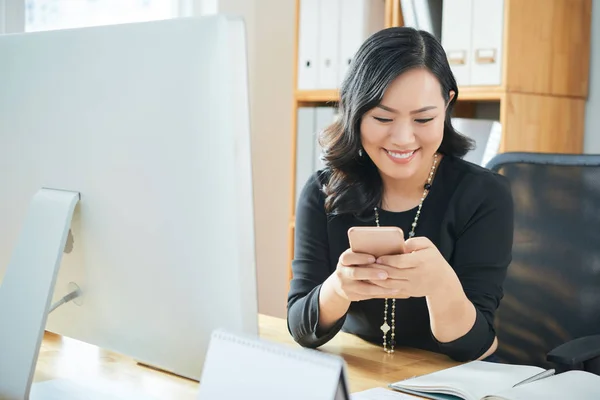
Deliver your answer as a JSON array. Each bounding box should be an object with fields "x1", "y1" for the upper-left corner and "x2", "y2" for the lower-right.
[
  {"x1": 415, "y1": 118, "x2": 434, "y2": 124},
  {"x1": 373, "y1": 117, "x2": 393, "y2": 123}
]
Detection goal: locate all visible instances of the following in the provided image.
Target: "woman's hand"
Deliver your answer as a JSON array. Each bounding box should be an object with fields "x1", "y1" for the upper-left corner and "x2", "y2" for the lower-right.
[
  {"x1": 318, "y1": 247, "x2": 414, "y2": 332},
  {"x1": 327, "y1": 248, "x2": 403, "y2": 302},
  {"x1": 370, "y1": 237, "x2": 456, "y2": 298}
]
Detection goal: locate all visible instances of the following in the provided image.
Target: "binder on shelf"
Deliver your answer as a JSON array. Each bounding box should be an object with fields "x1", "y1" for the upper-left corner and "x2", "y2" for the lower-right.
[
  {"x1": 470, "y1": 0, "x2": 504, "y2": 86},
  {"x1": 298, "y1": 0, "x2": 386, "y2": 91},
  {"x1": 441, "y1": 0, "x2": 504, "y2": 87},
  {"x1": 402, "y1": 0, "x2": 443, "y2": 39},
  {"x1": 317, "y1": 0, "x2": 341, "y2": 89},
  {"x1": 295, "y1": 106, "x2": 339, "y2": 209},
  {"x1": 297, "y1": 0, "x2": 320, "y2": 90},
  {"x1": 338, "y1": 0, "x2": 386, "y2": 84},
  {"x1": 400, "y1": 0, "x2": 417, "y2": 28},
  {"x1": 295, "y1": 107, "x2": 317, "y2": 206},
  {"x1": 415, "y1": 0, "x2": 443, "y2": 39},
  {"x1": 452, "y1": 118, "x2": 502, "y2": 167},
  {"x1": 314, "y1": 107, "x2": 337, "y2": 171},
  {"x1": 197, "y1": 329, "x2": 351, "y2": 400},
  {"x1": 441, "y1": 0, "x2": 473, "y2": 87}
]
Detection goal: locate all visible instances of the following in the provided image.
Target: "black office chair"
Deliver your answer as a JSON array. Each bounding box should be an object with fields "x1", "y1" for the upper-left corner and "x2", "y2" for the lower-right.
[{"x1": 486, "y1": 152, "x2": 600, "y2": 375}]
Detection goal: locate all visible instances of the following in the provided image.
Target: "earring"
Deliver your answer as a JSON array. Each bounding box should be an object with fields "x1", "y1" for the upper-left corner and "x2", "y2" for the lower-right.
[{"x1": 358, "y1": 149, "x2": 363, "y2": 157}]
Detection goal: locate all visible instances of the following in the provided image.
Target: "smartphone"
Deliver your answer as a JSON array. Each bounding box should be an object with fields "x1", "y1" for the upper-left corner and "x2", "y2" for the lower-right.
[{"x1": 347, "y1": 226, "x2": 405, "y2": 258}]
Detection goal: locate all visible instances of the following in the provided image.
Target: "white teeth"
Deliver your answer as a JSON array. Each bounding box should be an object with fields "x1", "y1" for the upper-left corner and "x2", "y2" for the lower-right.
[{"x1": 387, "y1": 150, "x2": 414, "y2": 159}]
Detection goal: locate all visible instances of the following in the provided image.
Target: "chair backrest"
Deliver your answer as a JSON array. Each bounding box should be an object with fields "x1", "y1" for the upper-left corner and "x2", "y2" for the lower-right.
[{"x1": 486, "y1": 152, "x2": 600, "y2": 369}]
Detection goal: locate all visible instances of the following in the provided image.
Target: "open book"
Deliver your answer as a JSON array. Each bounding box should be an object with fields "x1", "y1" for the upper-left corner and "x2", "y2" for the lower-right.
[{"x1": 389, "y1": 361, "x2": 599, "y2": 400}]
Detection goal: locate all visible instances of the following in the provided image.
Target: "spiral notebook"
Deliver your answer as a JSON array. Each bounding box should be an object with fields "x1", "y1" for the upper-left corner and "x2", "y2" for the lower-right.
[{"x1": 196, "y1": 330, "x2": 350, "y2": 400}]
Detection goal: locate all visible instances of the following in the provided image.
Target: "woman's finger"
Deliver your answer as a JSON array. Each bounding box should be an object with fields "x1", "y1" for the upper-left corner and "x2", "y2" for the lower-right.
[
  {"x1": 338, "y1": 265, "x2": 388, "y2": 281},
  {"x1": 404, "y1": 237, "x2": 433, "y2": 253},
  {"x1": 368, "y1": 278, "x2": 411, "y2": 291},
  {"x1": 339, "y1": 248, "x2": 376, "y2": 266},
  {"x1": 371, "y1": 264, "x2": 412, "y2": 280},
  {"x1": 377, "y1": 253, "x2": 417, "y2": 269},
  {"x1": 353, "y1": 281, "x2": 399, "y2": 297}
]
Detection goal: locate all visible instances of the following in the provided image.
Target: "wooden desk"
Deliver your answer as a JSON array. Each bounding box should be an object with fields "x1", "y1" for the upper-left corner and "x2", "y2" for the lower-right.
[{"x1": 34, "y1": 314, "x2": 459, "y2": 398}]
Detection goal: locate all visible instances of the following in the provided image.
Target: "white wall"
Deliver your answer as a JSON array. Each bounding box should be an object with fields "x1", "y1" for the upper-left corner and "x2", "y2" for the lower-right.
[
  {"x1": 251, "y1": 1, "x2": 295, "y2": 318},
  {"x1": 0, "y1": 0, "x2": 24, "y2": 33},
  {"x1": 584, "y1": 0, "x2": 600, "y2": 154},
  {"x1": 193, "y1": 0, "x2": 295, "y2": 318}
]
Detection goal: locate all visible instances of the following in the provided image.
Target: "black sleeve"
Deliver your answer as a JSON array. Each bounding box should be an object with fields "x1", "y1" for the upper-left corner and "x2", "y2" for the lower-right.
[
  {"x1": 433, "y1": 171, "x2": 514, "y2": 361},
  {"x1": 286, "y1": 172, "x2": 346, "y2": 348}
]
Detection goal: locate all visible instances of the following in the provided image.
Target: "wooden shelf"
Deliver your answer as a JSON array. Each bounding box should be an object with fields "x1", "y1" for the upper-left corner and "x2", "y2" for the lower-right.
[
  {"x1": 295, "y1": 86, "x2": 504, "y2": 105},
  {"x1": 458, "y1": 86, "x2": 504, "y2": 101},
  {"x1": 294, "y1": 89, "x2": 339, "y2": 103}
]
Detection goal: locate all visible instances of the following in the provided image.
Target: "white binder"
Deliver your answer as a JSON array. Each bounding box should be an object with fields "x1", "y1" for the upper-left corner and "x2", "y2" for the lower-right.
[
  {"x1": 441, "y1": 0, "x2": 474, "y2": 87},
  {"x1": 400, "y1": 0, "x2": 417, "y2": 29},
  {"x1": 197, "y1": 330, "x2": 351, "y2": 400},
  {"x1": 338, "y1": 0, "x2": 386, "y2": 84},
  {"x1": 317, "y1": 0, "x2": 341, "y2": 89},
  {"x1": 402, "y1": 0, "x2": 443, "y2": 39},
  {"x1": 295, "y1": 107, "x2": 317, "y2": 207},
  {"x1": 470, "y1": 0, "x2": 504, "y2": 86},
  {"x1": 442, "y1": 0, "x2": 504, "y2": 87},
  {"x1": 297, "y1": 0, "x2": 320, "y2": 89},
  {"x1": 414, "y1": 0, "x2": 443, "y2": 39},
  {"x1": 452, "y1": 118, "x2": 502, "y2": 167},
  {"x1": 314, "y1": 107, "x2": 338, "y2": 171}
]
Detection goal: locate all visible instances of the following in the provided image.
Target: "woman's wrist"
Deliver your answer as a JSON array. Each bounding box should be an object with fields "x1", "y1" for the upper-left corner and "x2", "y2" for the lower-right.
[
  {"x1": 317, "y1": 275, "x2": 351, "y2": 332},
  {"x1": 426, "y1": 269, "x2": 476, "y2": 343}
]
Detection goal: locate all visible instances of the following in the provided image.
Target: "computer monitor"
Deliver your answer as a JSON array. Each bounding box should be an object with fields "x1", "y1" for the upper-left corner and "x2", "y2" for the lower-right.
[{"x1": 0, "y1": 15, "x2": 258, "y2": 398}]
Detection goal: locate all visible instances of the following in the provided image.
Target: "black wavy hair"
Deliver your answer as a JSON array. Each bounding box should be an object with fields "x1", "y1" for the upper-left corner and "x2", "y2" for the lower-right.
[{"x1": 319, "y1": 26, "x2": 473, "y2": 217}]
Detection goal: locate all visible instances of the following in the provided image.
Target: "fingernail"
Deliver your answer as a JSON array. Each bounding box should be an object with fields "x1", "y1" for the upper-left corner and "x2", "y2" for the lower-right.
[
  {"x1": 378, "y1": 272, "x2": 387, "y2": 279},
  {"x1": 368, "y1": 257, "x2": 376, "y2": 263},
  {"x1": 376, "y1": 258, "x2": 382, "y2": 264}
]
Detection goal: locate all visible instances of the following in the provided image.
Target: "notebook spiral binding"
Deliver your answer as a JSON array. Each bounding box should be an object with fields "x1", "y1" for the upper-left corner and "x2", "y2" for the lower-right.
[{"x1": 211, "y1": 329, "x2": 345, "y2": 369}]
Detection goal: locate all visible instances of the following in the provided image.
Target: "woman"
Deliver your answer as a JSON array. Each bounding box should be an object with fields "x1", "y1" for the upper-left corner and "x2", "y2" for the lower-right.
[{"x1": 286, "y1": 26, "x2": 513, "y2": 362}]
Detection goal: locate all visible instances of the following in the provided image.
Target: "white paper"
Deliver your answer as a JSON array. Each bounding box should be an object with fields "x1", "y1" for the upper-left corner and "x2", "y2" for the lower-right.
[
  {"x1": 483, "y1": 370, "x2": 600, "y2": 400},
  {"x1": 351, "y1": 387, "x2": 417, "y2": 399}
]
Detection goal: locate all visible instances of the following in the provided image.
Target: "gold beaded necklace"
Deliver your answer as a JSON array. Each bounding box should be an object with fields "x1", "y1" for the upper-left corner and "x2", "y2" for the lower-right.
[{"x1": 374, "y1": 152, "x2": 439, "y2": 354}]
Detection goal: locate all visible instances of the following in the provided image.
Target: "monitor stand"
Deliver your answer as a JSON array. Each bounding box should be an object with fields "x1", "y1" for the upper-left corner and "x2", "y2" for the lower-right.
[{"x1": 0, "y1": 189, "x2": 155, "y2": 400}]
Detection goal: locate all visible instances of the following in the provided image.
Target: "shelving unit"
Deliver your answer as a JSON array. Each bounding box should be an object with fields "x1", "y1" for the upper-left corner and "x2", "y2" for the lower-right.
[
  {"x1": 287, "y1": 0, "x2": 592, "y2": 282},
  {"x1": 294, "y1": 89, "x2": 339, "y2": 103}
]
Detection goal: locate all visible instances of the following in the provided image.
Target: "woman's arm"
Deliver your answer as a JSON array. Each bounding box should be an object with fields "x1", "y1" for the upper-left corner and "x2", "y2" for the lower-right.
[
  {"x1": 287, "y1": 172, "x2": 346, "y2": 348},
  {"x1": 288, "y1": 172, "x2": 398, "y2": 346},
  {"x1": 429, "y1": 172, "x2": 514, "y2": 361},
  {"x1": 374, "y1": 171, "x2": 513, "y2": 361}
]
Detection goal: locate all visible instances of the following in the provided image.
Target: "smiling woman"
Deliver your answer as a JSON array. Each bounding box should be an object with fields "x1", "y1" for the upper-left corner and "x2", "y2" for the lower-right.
[
  {"x1": 287, "y1": 26, "x2": 514, "y2": 362},
  {"x1": 319, "y1": 27, "x2": 473, "y2": 217}
]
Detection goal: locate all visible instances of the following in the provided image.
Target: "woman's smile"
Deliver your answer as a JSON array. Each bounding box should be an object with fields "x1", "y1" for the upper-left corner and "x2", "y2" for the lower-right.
[{"x1": 383, "y1": 148, "x2": 420, "y2": 164}]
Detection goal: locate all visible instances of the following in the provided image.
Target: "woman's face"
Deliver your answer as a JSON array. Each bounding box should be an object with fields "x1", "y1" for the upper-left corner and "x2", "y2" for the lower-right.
[{"x1": 360, "y1": 68, "x2": 453, "y2": 183}]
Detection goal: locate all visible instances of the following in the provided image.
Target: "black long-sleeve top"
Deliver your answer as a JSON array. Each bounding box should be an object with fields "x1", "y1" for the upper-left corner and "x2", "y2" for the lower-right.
[{"x1": 287, "y1": 156, "x2": 514, "y2": 361}]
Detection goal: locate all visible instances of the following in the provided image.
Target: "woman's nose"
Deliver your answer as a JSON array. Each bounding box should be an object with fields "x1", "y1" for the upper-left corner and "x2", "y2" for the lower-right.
[{"x1": 389, "y1": 120, "x2": 415, "y2": 147}]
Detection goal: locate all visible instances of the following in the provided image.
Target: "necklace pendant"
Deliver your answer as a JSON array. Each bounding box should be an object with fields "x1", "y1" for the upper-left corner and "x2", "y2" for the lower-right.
[{"x1": 380, "y1": 322, "x2": 390, "y2": 334}]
